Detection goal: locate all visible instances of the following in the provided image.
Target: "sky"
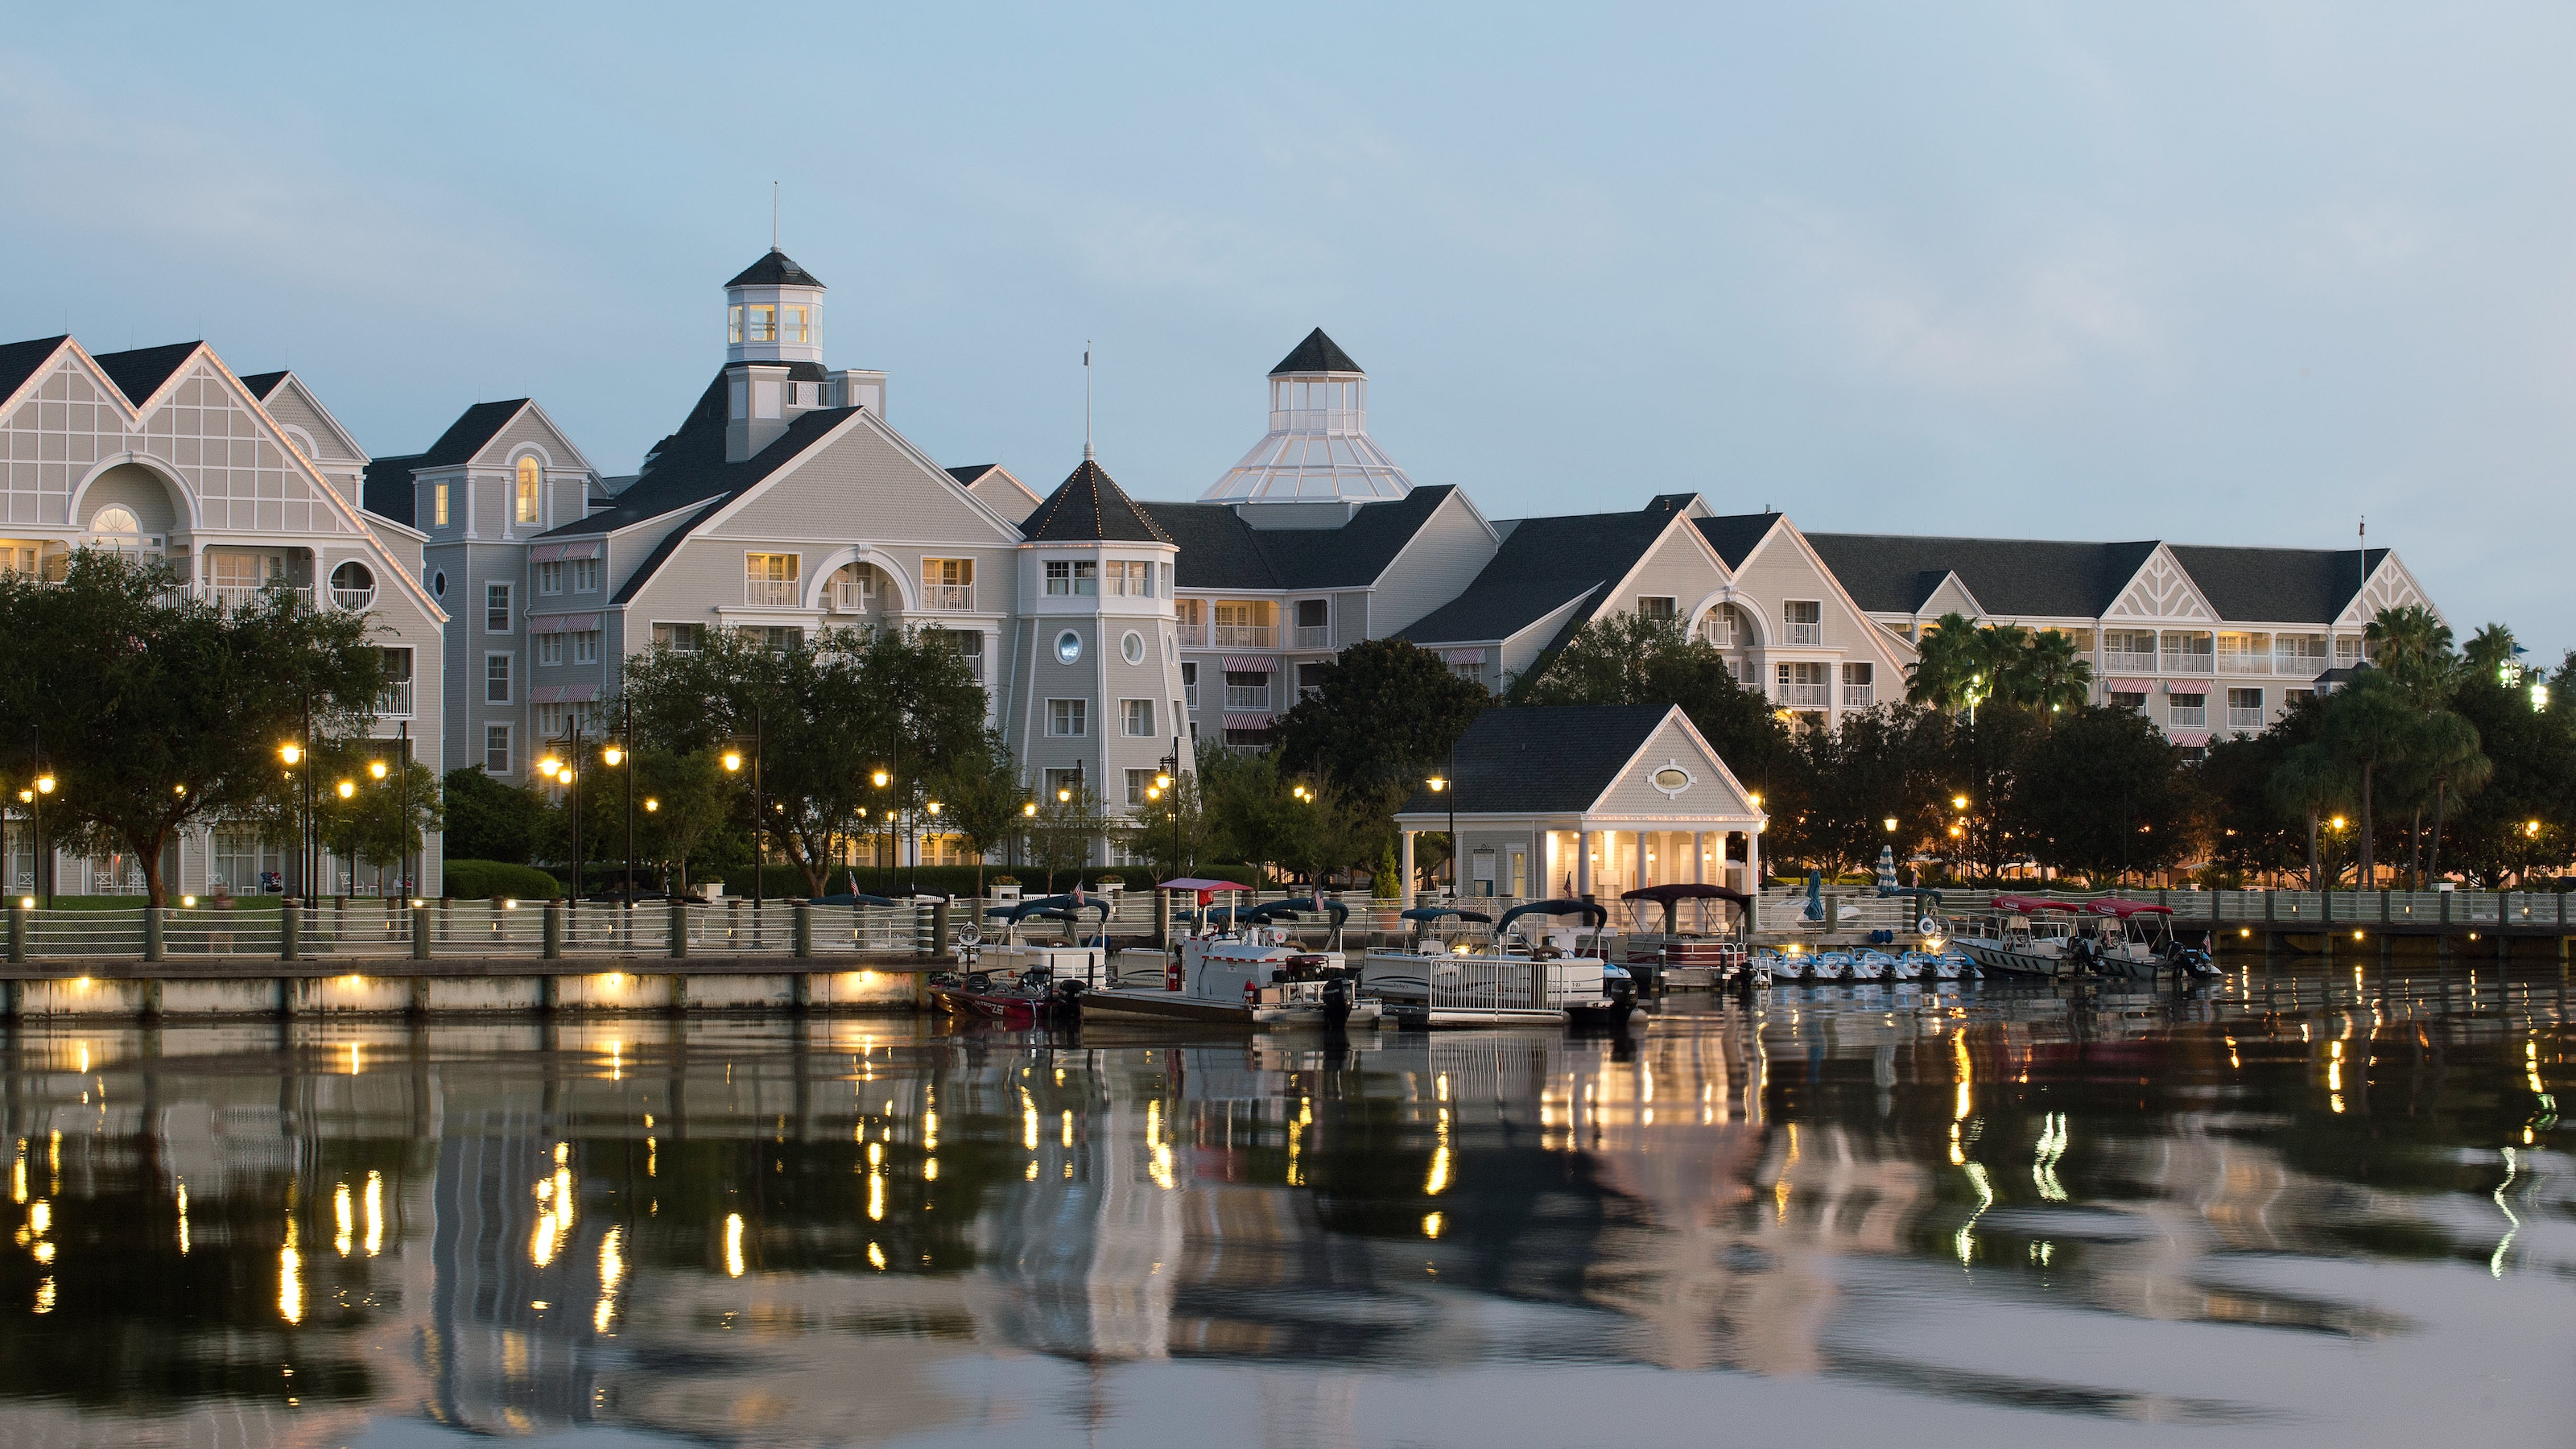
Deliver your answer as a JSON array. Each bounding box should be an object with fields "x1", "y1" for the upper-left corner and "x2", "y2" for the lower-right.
[{"x1": 4, "y1": 3, "x2": 2572, "y2": 655}]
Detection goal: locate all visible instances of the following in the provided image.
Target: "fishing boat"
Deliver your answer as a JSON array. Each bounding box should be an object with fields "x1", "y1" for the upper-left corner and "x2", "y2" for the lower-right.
[
  {"x1": 2076, "y1": 898, "x2": 2219, "y2": 980},
  {"x1": 928, "y1": 894, "x2": 1108, "y2": 1025},
  {"x1": 1951, "y1": 895, "x2": 2083, "y2": 979},
  {"x1": 1081, "y1": 887, "x2": 1380, "y2": 1028}
]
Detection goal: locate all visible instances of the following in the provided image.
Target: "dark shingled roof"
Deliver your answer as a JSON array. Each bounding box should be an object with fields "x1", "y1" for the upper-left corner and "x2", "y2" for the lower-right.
[
  {"x1": 1269, "y1": 328, "x2": 1363, "y2": 376},
  {"x1": 1694, "y1": 512, "x2": 1781, "y2": 569},
  {"x1": 362, "y1": 454, "x2": 424, "y2": 522},
  {"x1": 726, "y1": 249, "x2": 825, "y2": 289},
  {"x1": 2165, "y1": 546, "x2": 2387, "y2": 625},
  {"x1": 415, "y1": 400, "x2": 532, "y2": 469},
  {"x1": 1021, "y1": 460, "x2": 1173, "y2": 543},
  {"x1": 236, "y1": 370, "x2": 290, "y2": 401},
  {"x1": 90, "y1": 341, "x2": 202, "y2": 407},
  {"x1": 1394, "y1": 705, "x2": 1678, "y2": 815},
  {"x1": 1804, "y1": 533, "x2": 2161, "y2": 619},
  {"x1": 0, "y1": 336, "x2": 68, "y2": 403},
  {"x1": 1399, "y1": 502, "x2": 1682, "y2": 645},
  {"x1": 1137, "y1": 485, "x2": 1462, "y2": 592},
  {"x1": 945, "y1": 464, "x2": 997, "y2": 486}
]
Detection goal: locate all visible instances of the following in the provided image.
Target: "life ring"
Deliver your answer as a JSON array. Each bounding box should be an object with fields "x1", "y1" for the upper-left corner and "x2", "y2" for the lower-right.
[{"x1": 1918, "y1": 915, "x2": 1938, "y2": 935}]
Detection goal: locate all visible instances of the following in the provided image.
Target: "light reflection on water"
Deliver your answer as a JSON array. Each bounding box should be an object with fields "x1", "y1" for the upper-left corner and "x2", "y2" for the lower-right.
[{"x1": 0, "y1": 968, "x2": 2570, "y2": 1447}]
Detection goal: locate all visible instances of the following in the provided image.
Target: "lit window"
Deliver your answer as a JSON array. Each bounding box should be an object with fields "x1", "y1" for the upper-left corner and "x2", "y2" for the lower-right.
[
  {"x1": 746, "y1": 305, "x2": 777, "y2": 342},
  {"x1": 433, "y1": 482, "x2": 449, "y2": 527},
  {"x1": 783, "y1": 305, "x2": 807, "y2": 343},
  {"x1": 515, "y1": 457, "x2": 541, "y2": 524},
  {"x1": 651, "y1": 622, "x2": 701, "y2": 652},
  {"x1": 729, "y1": 305, "x2": 744, "y2": 345}
]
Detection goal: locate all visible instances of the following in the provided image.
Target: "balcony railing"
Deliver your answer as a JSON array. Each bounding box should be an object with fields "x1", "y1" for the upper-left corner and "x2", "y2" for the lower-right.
[
  {"x1": 378, "y1": 679, "x2": 415, "y2": 718},
  {"x1": 745, "y1": 579, "x2": 799, "y2": 607},
  {"x1": 1776, "y1": 683, "x2": 1831, "y2": 709},
  {"x1": 832, "y1": 581, "x2": 873, "y2": 612},
  {"x1": 923, "y1": 583, "x2": 973, "y2": 611},
  {"x1": 2103, "y1": 650, "x2": 2157, "y2": 674},
  {"x1": 2215, "y1": 652, "x2": 2268, "y2": 675},
  {"x1": 202, "y1": 583, "x2": 313, "y2": 610},
  {"x1": 1292, "y1": 624, "x2": 1330, "y2": 650},
  {"x1": 2225, "y1": 706, "x2": 2265, "y2": 730},
  {"x1": 331, "y1": 585, "x2": 377, "y2": 611},
  {"x1": 2160, "y1": 651, "x2": 2214, "y2": 675},
  {"x1": 1783, "y1": 622, "x2": 1823, "y2": 646},
  {"x1": 1840, "y1": 685, "x2": 1874, "y2": 709},
  {"x1": 1224, "y1": 687, "x2": 1271, "y2": 710},
  {"x1": 2169, "y1": 705, "x2": 2208, "y2": 729},
  {"x1": 1175, "y1": 621, "x2": 1209, "y2": 649},
  {"x1": 2273, "y1": 650, "x2": 2327, "y2": 677},
  {"x1": 1212, "y1": 622, "x2": 1276, "y2": 650}
]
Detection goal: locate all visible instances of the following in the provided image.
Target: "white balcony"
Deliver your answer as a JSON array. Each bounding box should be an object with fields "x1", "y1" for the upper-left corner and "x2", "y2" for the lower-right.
[
  {"x1": 331, "y1": 585, "x2": 377, "y2": 611},
  {"x1": 1212, "y1": 622, "x2": 1276, "y2": 650},
  {"x1": 831, "y1": 580, "x2": 872, "y2": 613},
  {"x1": 1292, "y1": 624, "x2": 1331, "y2": 650},
  {"x1": 1175, "y1": 621, "x2": 1210, "y2": 649},
  {"x1": 2225, "y1": 707, "x2": 2265, "y2": 730},
  {"x1": 202, "y1": 583, "x2": 312, "y2": 610},
  {"x1": 2169, "y1": 704, "x2": 2208, "y2": 729},
  {"x1": 1776, "y1": 683, "x2": 1831, "y2": 709},
  {"x1": 2273, "y1": 649, "x2": 2327, "y2": 678},
  {"x1": 1784, "y1": 622, "x2": 1823, "y2": 646},
  {"x1": 2160, "y1": 651, "x2": 2214, "y2": 675},
  {"x1": 1840, "y1": 685, "x2": 1875, "y2": 710},
  {"x1": 745, "y1": 579, "x2": 799, "y2": 607},
  {"x1": 923, "y1": 583, "x2": 974, "y2": 611},
  {"x1": 1224, "y1": 685, "x2": 1271, "y2": 710},
  {"x1": 378, "y1": 679, "x2": 415, "y2": 718},
  {"x1": 2103, "y1": 650, "x2": 2157, "y2": 674},
  {"x1": 2215, "y1": 652, "x2": 2269, "y2": 675}
]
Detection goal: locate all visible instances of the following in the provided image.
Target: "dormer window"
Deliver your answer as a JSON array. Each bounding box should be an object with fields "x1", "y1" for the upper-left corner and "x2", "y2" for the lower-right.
[{"x1": 515, "y1": 458, "x2": 540, "y2": 525}]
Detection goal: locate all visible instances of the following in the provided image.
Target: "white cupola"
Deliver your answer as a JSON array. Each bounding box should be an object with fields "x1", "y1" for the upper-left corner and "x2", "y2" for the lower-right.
[
  {"x1": 724, "y1": 249, "x2": 825, "y2": 366},
  {"x1": 1203, "y1": 328, "x2": 1413, "y2": 505}
]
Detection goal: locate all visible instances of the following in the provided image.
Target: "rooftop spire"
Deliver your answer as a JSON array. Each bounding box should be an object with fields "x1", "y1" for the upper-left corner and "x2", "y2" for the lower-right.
[{"x1": 1084, "y1": 342, "x2": 1093, "y2": 461}]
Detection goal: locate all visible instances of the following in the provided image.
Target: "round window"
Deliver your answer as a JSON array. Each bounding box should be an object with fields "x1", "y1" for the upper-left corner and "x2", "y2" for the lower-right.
[
  {"x1": 1121, "y1": 630, "x2": 1145, "y2": 665},
  {"x1": 431, "y1": 570, "x2": 448, "y2": 599},
  {"x1": 1055, "y1": 630, "x2": 1083, "y2": 665},
  {"x1": 330, "y1": 560, "x2": 376, "y2": 593},
  {"x1": 1651, "y1": 766, "x2": 1693, "y2": 795}
]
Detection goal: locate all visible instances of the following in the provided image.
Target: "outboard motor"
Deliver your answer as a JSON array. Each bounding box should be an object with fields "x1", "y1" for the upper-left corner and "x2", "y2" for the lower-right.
[
  {"x1": 1605, "y1": 972, "x2": 1639, "y2": 1024},
  {"x1": 1320, "y1": 975, "x2": 1353, "y2": 1026}
]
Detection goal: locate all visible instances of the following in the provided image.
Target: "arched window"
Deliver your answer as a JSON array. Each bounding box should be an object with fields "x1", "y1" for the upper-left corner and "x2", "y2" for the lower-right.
[
  {"x1": 515, "y1": 457, "x2": 541, "y2": 525},
  {"x1": 89, "y1": 506, "x2": 142, "y2": 539}
]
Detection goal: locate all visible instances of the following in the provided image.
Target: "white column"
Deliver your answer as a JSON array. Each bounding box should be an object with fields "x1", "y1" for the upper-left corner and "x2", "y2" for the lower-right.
[
  {"x1": 1692, "y1": 831, "x2": 1705, "y2": 885},
  {"x1": 1575, "y1": 828, "x2": 1591, "y2": 898},
  {"x1": 1400, "y1": 830, "x2": 1417, "y2": 908},
  {"x1": 1745, "y1": 826, "x2": 1762, "y2": 931}
]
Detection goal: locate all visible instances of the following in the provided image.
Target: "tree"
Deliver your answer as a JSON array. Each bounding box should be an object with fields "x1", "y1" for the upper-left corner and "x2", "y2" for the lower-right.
[
  {"x1": 632, "y1": 749, "x2": 737, "y2": 894},
  {"x1": 1110, "y1": 762, "x2": 1219, "y2": 890},
  {"x1": 2017, "y1": 706, "x2": 2198, "y2": 884},
  {"x1": 1197, "y1": 746, "x2": 1310, "y2": 888},
  {"x1": 620, "y1": 625, "x2": 985, "y2": 894},
  {"x1": 0, "y1": 551, "x2": 386, "y2": 905},
  {"x1": 2409, "y1": 709, "x2": 2491, "y2": 886},
  {"x1": 2319, "y1": 669, "x2": 2415, "y2": 886},
  {"x1": 308, "y1": 746, "x2": 443, "y2": 894},
  {"x1": 1022, "y1": 778, "x2": 1105, "y2": 894},
  {"x1": 1509, "y1": 610, "x2": 1792, "y2": 795},
  {"x1": 2013, "y1": 629, "x2": 2096, "y2": 716},
  {"x1": 2267, "y1": 741, "x2": 2351, "y2": 887},
  {"x1": 1273, "y1": 638, "x2": 1488, "y2": 797},
  {"x1": 441, "y1": 767, "x2": 547, "y2": 863},
  {"x1": 1767, "y1": 704, "x2": 1946, "y2": 877},
  {"x1": 1905, "y1": 613, "x2": 1982, "y2": 711},
  {"x1": 2366, "y1": 605, "x2": 2454, "y2": 699},
  {"x1": 928, "y1": 738, "x2": 1024, "y2": 900}
]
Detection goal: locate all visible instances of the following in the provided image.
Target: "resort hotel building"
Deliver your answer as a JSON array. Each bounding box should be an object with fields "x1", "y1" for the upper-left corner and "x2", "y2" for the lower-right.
[{"x1": 0, "y1": 246, "x2": 2446, "y2": 892}]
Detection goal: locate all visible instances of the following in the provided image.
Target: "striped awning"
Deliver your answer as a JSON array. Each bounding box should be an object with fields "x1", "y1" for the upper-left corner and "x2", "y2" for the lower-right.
[
  {"x1": 1445, "y1": 648, "x2": 1485, "y2": 664},
  {"x1": 1221, "y1": 712, "x2": 1274, "y2": 732},
  {"x1": 2103, "y1": 678, "x2": 2153, "y2": 692},
  {"x1": 530, "y1": 683, "x2": 601, "y2": 705},
  {"x1": 2168, "y1": 730, "x2": 2209, "y2": 748},
  {"x1": 527, "y1": 539, "x2": 602, "y2": 564},
  {"x1": 530, "y1": 543, "x2": 564, "y2": 564},
  {"x1": 1220, "y1": 656, "x2": 1272, "y2": 673},
  {"x1": 529, "y1": 613, "x2": 601, "y2": 634}
]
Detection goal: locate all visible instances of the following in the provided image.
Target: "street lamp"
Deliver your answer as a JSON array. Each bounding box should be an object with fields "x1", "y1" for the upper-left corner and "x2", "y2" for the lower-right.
[
  {"x1": 1427, "y1": 735, "x2": 1458, "y2": 898},
  {"x1": 1883, "y1": 816, "x2": 1898, "y2": 833},
  {"x1": 27, "y1": 765, "x2": 55, "y2": 910},
  {"x1": 279, "y1": 737, "x2": 312, "y2": 906},
  {"x1": 871, "y1": 765, "x2": 892, "y2": 894}
]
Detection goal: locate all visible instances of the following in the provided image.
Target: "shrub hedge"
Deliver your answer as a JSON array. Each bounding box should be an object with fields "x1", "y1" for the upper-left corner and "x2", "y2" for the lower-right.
[
  {"x1": 715, "y1": 863, "x2": 1269, "y2": 899},
  {"x1": 442, "y1": 859, "x2": 564, "y2": 901}
]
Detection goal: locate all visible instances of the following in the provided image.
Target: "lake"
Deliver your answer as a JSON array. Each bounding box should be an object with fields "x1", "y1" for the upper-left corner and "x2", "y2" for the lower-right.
[{"x1": 0, "y1": 966, "x2": 2568, "y2": 1447}]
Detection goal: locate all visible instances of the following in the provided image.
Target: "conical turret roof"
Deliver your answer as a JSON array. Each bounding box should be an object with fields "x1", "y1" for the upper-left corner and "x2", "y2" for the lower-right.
[
  {"x1": 1269, "y1": 327, "x2": 1363, "y2": 376},
  {"x1": 1022, "y1": 459, "x2": 1172, "y2": 543},
  {"x1": 726, "y1": 249, "x2": 826, "y2": 289}
]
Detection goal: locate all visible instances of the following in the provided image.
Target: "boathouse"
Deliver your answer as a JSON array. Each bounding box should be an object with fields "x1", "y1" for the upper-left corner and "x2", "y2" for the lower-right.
[{"x1": 1391, "y1": 704, "x2": 1766, "y2": 906}]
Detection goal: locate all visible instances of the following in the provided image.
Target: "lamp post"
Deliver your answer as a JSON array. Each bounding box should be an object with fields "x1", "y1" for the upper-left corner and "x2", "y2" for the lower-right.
[
  {"x1": 30, "y1": 766, "x2": 56, "y2": 910},
  {"x1": 720, "y1": 705, "x2": 765, "y2": 906},
  {"x1": 871, "y1": 766, "x2": 891, "y2": 894},
  {"x1": 279, "y1": 735, "x2": 311, "y2": 908},
  {"x1": 1424, "y1": 737, "x2": 1457, "y2": 899},
  {"x1": 916, "y1": 799, "x2": 940, "y2": 896},
  {"x1": 1162, "y1": 736, "x2": 1183, "y2": 881},
  {"x1": 603, "y1": 702, "x2": 634, "y2": 906}
]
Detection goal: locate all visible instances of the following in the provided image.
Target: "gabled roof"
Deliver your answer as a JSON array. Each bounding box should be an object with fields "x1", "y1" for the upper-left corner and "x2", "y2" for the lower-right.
[
  {"x1": 1399, "y1": 502, "x2": 1679, "y2": 645},
  {"x1": 2165, "y1": 546, "x2": 2387, "y2": 625},
  {"x1": 1805, "y1": 533, "x2": 2161, "y2": 620},
  {"x1": 1139, "y1": 485, "x2": 1463, "y2": 592},
  {"x1": 1393, "y1": 705, "x2": 1676, "y2": 815},
  {"x1": 236, "y1": 370, "x2": 290, "y2": 401},
  {"x1": 415, "y1": 400, "x2": 532, "y2": 469},
  {"x1": 1694, "y1": 512, "x2": 1781, "y2": 569},
  {"x1": 1269, "y1": 328, "x2": 1362, "y2": 376},
  {"x1": 89, "y1": 341, "x2": 202, "y2": 407},
  {"x1": 362, "y1": 454, "x2": 424, "y2": 521},
  {"x1": 726, "y1": 249, "x2": 825, "y2": 289},
  {"x1": 0, "y1": 336, "x2": 69, "y2": 405},
  {"x1": 1021, "y1": 459, "x2": 1173, "y2": 544}
]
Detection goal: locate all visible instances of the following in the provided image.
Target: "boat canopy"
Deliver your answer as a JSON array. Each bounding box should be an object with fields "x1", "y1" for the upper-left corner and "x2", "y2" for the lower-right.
[
  {"x1": 1244, "y1": 897, "x2": 1350, "y2": 927},
  {"x1": 1620, "y1": 883, "x2": 1751, "y2": 906},
  {"x1": 986, "y1": 894, "x2": 1111, "y2": 925},
  {"x1": 1991, "y1": 894, "x2": 2078, "y2": 914},
  {"x1": 1401, "y1": 906, "x2": 1492, "y2": 923},
  {"x1": 1159, "y1": 877, "x2": 1250, "y2": 893},
  {"x1": 2088, "y1": 897, "x2": 2174, "y2": 919},
  {"x1": 807, "y1": 892, "x2": 902, "y2": 907},
  {"x1": 1497, "y1": 898, "x2": 1609, "y2": 934}
]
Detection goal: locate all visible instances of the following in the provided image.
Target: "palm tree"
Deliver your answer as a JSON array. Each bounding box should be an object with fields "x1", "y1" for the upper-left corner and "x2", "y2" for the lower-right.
[
  {"x1": 2321, "y1": 670, "x2": 2415, "y2": 886},
  {"x1": 2020, "y1": 629, "x2": 2095, "y2": 717},
  {"x1": 2413, "y1": 709, "x2": 2491, "y2": 886},
  {"x1": 2365, "y1": 605, "x2": 2454, "y2": 700},
  {"x1": 2462, "y1": 622, "x2": 2520, "y2": 685},
  {"x1": 2268, "y1": 741, "x2": 2350, "y2": 887},
  {"x1": 1905, "y1": 613, "x2": 1982, "y2": 711},
  {"x1": 1968, "y1": 622, "x2": 2032, "y2": 709}
]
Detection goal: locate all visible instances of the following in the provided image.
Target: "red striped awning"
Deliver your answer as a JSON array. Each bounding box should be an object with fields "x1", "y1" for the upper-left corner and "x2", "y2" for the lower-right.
[
  {"x1": 1220, "y1": 656, "x2": 1272, "y2": 673},
  {"x1": 2168, "y1": 731, "x2": 2209, "y2": 748},
  {"x1": 1445, "y1": 649, "x2": 1484, "y2": 664},
  {"x1": 1221, "y1": 712, "x2": 1273, "y2": 731},
  {"x1": 530, "y1": 543, "x2": 565, "y2": 564},
  {"x1": 2103, "y1": 678, "x2": 2153, "y2": 692}
]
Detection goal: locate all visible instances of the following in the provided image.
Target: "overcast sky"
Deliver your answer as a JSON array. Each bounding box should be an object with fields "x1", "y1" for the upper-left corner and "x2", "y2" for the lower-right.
[{"x1": 5, "y1": 4, "x2": 2570, "y2": 655}]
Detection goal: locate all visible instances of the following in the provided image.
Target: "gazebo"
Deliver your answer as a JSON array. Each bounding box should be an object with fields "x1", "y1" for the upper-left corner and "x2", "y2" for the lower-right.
[{"x1": 1392, "y1": 704, "x2": 1767, "y2": 915}]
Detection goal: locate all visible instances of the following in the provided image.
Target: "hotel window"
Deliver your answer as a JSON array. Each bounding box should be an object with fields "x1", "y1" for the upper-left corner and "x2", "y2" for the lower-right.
[
  {"x1": 729, "y1": 305, "x2": 743, "y2": 344},
  {"x1": 485, "y1": 653, "x2": 513, "y2": 704},
  {"x1": 2334, "y1": 635, "x2": 2363, "y2": 665},
  {"x1": 1125, "y1": 768, "x2": 1158, "y2": 805},
  {"x1": 536, "y1": 560, "x2": 564, "y2": 595},
  {"x1": 1636, "y1": 596, "x2": 1677, "y2": 622},
  {"x1": 744, "y1": 625, "x2": 803, "y2": 650},
  {"x1": 1107, "y1": 560, "x2": 1151, "y2": 597},
  {"x1": 538, "y1": 634, "x2": 564, "y2": 667},
  {"x1": 1775, "y1": 661, "x2": 1830, "y2": 708},
  {"x1": 1700, "y1": 605, "x2": 1745, "y2": 647},
  {"x1": 950, "y1": 630, "x2": 985, "y2": 683},
  {"x1": 432, "y1": 482, "x2": 449, "y2": 527},
  {"x1": 572, "y1": 630, "x2": 601, "y2": 665},
  {"x1": 1224, "y1": 723, "x2": 1269, "y2": 749},
  {"x1": 2227, "y1": 687, "x2": 2265, "y2": 729},
  {"x1": 572, "y1": 558, "x2": 599, "y2": 592},
  {"x1": 1450, "y1": 658, "x2": 1484, "y2": 689},
  {"x1": 652, "y1": 622, "x2": 702, "y2": 652},
  {"x1": 515, "y1": 457, "x2": 541, "y2": 525},
  {"x1": 485, "y1": 582, "x2": 512, "y2": 633},
  {"x1": 1042, "y1": 767, "x2": 1084, "y2": 802},
  {"x1": 378, "y1": 649, "x2": 415, "y2": 717},
  {"x1": 922, "y1": 558, "x2": 973, "y2": 610},
  {"x1": 1841, "y1": 662, "x2": 1875, "y2": 709},
  {"x1": 1123, "y1": 699, "x2": 1154, "y2": 737},
  {"x1": 1294, "y1": 598, "x2": 1329, "y2": 647},
  {"x1": 1298, "y1": 662, "x2": 1327, "y2": 700},
  {"x1": 745, "y1": 552, "x2": 800, "y2": 606},
  {"x1": 2168, "y1": 692, "x2": 2207, "y2": 729},
  {"x1": 1047, "y1": 699, "x2": 1087, "y2": 737},
  {"x1": 484, "y1": 724, "x2": 512, "y2": 774},
  {"x1": 1046, "y1": 559, "x2": 1100, "y2": 597},
  {"x1": 1181, "y1": 661, "x2": 1199, "y2": 710},
  {"x1": 1224, "y1": 671, "x2": 1270, "y2": 710},
  {"x1": 2109, "y1": 691, "x2": 2149, "y2": 712},
  {"x1": 1782, "y1": 601, "x2": 1823, "y2": 646}
]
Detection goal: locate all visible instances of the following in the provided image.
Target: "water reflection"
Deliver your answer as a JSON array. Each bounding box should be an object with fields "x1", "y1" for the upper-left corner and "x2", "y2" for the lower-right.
[{"x1": 0, "y1": 969, "x2": 2570, "y2": 1446}]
